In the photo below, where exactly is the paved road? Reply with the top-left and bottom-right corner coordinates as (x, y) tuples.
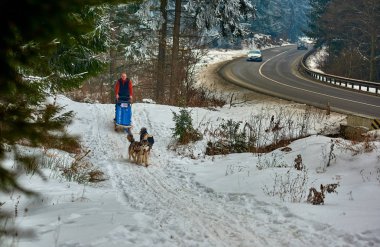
(218, 45), (380, 118)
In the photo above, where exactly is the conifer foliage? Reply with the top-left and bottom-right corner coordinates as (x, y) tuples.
(171, 109), (202, 144)
(251, 0), (310, 42)
(0, 0), (137, 195)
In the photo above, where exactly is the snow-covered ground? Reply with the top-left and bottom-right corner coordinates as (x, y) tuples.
(2, 49), (380, 247)
(306, 46), (327, 74)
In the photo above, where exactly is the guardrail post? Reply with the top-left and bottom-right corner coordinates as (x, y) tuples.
(326, 102), (330, 115)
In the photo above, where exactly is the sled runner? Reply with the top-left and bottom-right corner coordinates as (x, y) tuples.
(114, 98), (132, 132)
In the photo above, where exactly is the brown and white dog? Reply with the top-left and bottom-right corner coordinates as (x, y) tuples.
(127, 134), (150, 167)
(127, 134), (141, 164)
(139, 139), (150, 166)
(139, 127), (154, 166)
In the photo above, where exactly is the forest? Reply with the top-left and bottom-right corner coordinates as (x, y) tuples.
(307, 0), (380, 82)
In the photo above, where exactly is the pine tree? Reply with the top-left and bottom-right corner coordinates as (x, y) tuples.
(0, 0), (140, 240)
(249, 0), (310, 42)
(305, 0), (332, 46)
(171, 108), (202, 144)
(0, 0), (139, 197)
(108, 0), (256, 104)
(188, 0), (255, 45)
(167, 0), (255, 103)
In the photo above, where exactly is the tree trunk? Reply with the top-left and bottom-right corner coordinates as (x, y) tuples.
(156, 0), (168, 103)
(367, 0), (379, 82)
(109, 8), (117, 102)
(170, 0), (181, 105)
(369, 32), (376, 81)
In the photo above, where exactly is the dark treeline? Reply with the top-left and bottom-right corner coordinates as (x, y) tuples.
(306, 0), (380, 82)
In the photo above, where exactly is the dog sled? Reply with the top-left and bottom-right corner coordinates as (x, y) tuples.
(114, 97), (132, 132)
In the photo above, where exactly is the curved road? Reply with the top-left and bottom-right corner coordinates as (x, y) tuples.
(219, 45), (380, 118)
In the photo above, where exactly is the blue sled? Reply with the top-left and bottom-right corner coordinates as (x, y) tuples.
(115, 99), (132, 130)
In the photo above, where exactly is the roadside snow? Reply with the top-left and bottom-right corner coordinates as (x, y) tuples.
(306, 46), (328, 74)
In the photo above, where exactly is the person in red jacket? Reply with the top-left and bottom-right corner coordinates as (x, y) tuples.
(114, 72), (133, 102)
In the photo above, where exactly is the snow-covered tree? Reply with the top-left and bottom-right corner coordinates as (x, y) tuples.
(105, 0), (255, 104)
(183, 0), (255, 47)
(0, 0), (137, 213)
(250, 0), (310, 41)
(168, 0), (255, 103)
(305, 0), (332, 46)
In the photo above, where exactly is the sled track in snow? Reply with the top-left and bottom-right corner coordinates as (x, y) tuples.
(115, 164), (265, 246)
(107, 106), (267, 245)
(113, 160), (380, 247)
(82, 103), (379, 247)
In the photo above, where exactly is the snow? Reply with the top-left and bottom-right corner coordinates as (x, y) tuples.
(2, 51), (380, 247)
(306, 45), (327, 74)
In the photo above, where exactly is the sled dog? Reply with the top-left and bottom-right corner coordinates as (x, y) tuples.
(139, 127), (155, 166)
(127, 134), (142, 165)
(140, 139), (150, 167)
(127, 133), (151, 167)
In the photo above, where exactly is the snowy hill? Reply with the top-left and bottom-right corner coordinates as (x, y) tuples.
(2, 93), (380, 247)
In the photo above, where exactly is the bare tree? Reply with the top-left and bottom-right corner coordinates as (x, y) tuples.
(169, 0), (182, 105)
(349, 0), (380, 82)
(320, 0), (380, 81)
(156, 0), (168, 103)
(109, 7), (118, 100)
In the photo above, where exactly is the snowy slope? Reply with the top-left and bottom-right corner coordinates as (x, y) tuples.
(2, 93), (379, 247)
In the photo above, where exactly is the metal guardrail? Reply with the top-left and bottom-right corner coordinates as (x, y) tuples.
(299, 49), (380, 95)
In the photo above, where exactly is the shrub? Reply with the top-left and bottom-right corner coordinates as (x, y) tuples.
(171, 108), (202, 145)
(256, 153), (288, 170)
(335, 138), (375, 156)
(204, 105), (329, 156)
(294, 154), (304, 171)
(263, 168), (309, 203)
(205, 119), (253, 155)
(185, 86), (226, 107)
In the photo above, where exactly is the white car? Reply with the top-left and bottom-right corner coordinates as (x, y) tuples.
(297, 42), (308, 50)
(247, 49), (263, 62)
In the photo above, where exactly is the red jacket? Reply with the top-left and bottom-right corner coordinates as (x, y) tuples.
(114, 78), (133, 98)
